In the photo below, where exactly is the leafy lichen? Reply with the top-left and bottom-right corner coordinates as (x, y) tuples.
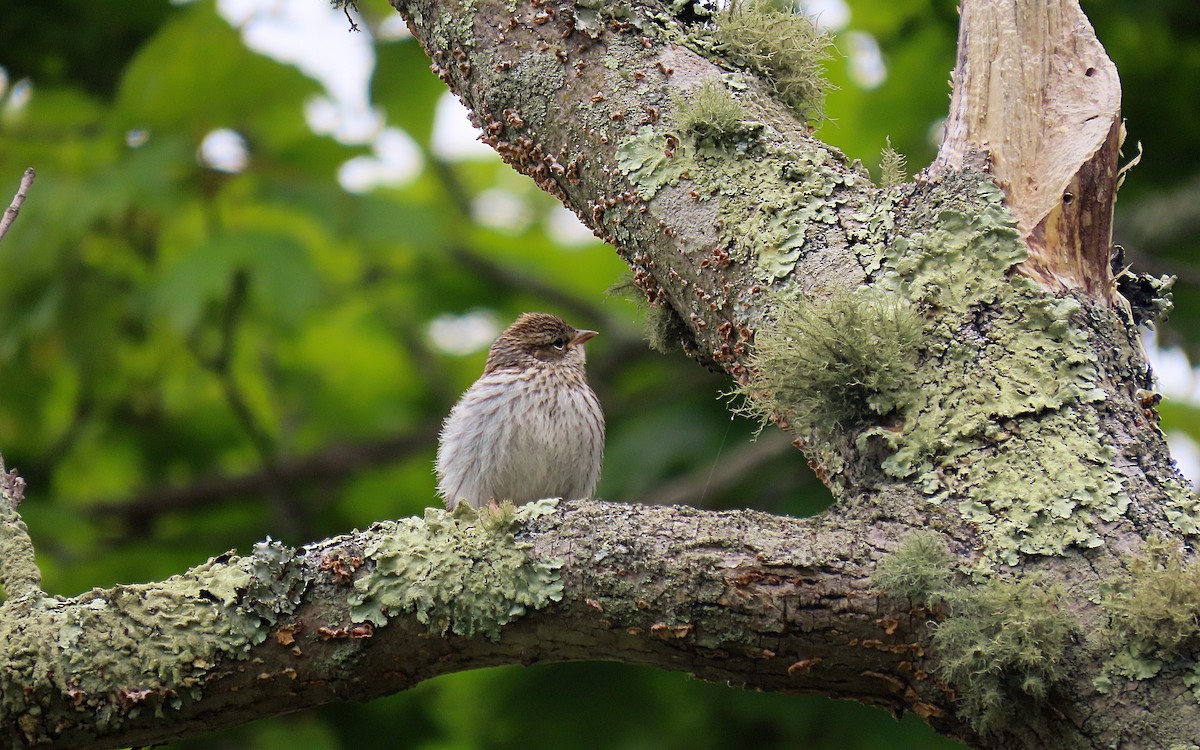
(616, 125), (692, 200)
(349, 499), (564, 640)
(849, 176), (1129, 566)
(615, 113), (864, 281)
(0, 538), (307, 730)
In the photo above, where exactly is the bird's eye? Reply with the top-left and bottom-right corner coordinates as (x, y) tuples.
(551, 336), (568, 350)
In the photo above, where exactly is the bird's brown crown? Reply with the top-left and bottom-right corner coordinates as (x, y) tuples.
(484, 312), (595, 373)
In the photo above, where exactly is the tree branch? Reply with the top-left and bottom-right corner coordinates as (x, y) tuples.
(0, 496), (971, 749)
(0, 168), (34, 243)
(4, 1), (1197, 748)
(373, 0), (1200, 745)
(85, 430), (439, 533)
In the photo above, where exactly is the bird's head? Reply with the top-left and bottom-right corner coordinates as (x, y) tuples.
(484, 312), (597, 374)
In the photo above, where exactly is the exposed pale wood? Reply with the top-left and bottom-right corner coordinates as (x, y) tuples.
(932, 0), (1122, 299)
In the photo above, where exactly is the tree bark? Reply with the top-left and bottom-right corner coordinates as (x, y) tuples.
(1, 0), (1197, 748)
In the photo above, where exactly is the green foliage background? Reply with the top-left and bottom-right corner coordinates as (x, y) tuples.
(0, 0), (1197, 747)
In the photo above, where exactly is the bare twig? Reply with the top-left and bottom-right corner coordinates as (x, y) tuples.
(0, 168), (35, 243)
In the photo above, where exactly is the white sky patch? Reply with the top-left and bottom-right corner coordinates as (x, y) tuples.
(1144, 329), (1200, 486)
(1168, 432), (1200, 488)
(428, 309), (502, 355)
(845, 30), (886, 89)
(338, 127), (423, 193)
(198, 128), (249, 172)
(304, 94), (384, 144)
(1, 73), (32, 122)
(377, 13), (412, 41)
(219, 0), (374, 120)
(798, 0), (849, 31)
(432, 92), (499, 162)
(1145, 329), (1200, 402)
(546, 205), (598, 247)
(927, 117), (947, 150)
(218, 0), (422, 189)
(472, 188), (534, 233)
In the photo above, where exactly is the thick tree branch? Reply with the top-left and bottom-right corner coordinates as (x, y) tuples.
(373, 0), (1200, 746)
(4, 1), (1198, 749)
(0, 496), (968, 749)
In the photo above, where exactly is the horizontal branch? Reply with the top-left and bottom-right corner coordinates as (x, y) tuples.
(0, 497), (969, 750)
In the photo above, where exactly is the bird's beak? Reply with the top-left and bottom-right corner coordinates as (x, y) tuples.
(572, 329), (598, 347)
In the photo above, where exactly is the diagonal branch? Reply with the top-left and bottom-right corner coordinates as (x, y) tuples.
(86, 430), (439, 533)
(0, 168), (34, 243)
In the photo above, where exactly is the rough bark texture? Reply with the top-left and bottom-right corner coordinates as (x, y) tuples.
(1, 0), (1197, 749)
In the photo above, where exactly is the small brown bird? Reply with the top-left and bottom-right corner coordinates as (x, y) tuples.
(436, 312), (605, 509)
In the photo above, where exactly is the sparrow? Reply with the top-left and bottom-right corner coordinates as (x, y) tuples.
(436, 312), (605, 509)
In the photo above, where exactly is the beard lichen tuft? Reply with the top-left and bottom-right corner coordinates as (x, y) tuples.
(737, 287), (921, 443)
(872, 530), (954, 602)
(933, 576), (1079, 734)
(674, 80), (758, 147)
(1099, 537), (1200, 667)
(714, 0), (833, 122)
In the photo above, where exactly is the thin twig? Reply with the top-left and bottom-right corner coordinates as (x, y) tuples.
(0, 168), (35, 243)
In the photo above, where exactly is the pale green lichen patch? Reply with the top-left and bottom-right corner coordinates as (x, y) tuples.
(0, 538), (307, 727)
(349, 499), (564, 640)
(737, 174), (1128, 565)
(616, 112), (864, 280)
(855, 178), (1124, 565)
(946, 412), (1125, 565)
(616, 125), (692, 200)
(933, 575), (1079, 734)
(1163, 480), (1200, 535)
